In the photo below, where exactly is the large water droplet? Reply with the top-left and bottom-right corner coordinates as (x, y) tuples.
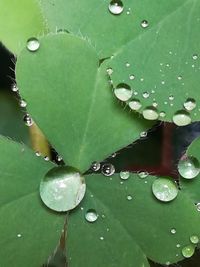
(101, 164), (115, 176)
(190, 235), (199, 244)
(91, 162), (101, 172)
(120, 171), (130, 180)
(114, 83), (132, 101)
(152, 178), (178, 202)
(27, 38), (40, 52)
(178, 157), (200, 179)
(141, 20), (149, 28)
(85, 209), (98, 223)
(142, 107), (159, 120)
(108, 0), (124, 15)
(40, 166), (86, 212)
(182, 245), (195, 258)
(128, 99), (142, 111)
(23, 114), (34, 126)
(173, 110), (191, 126)
(183, 98), (196, 111)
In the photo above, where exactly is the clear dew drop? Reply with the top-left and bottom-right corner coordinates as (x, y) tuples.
(128, 99), (142, 111)
(12, 84), (18, 92)
(23, 114), (34, 127)
(170, 228), (176, 234)
(56, 155), (63, 162)
(178, 156), (200, 179)
(182, 245), (195, 258)
(140, 131), (147, 138)
(101, 164), (115, 177)
(196, 202), (200, 211)
(119, 171), (130, 180)
(138, 171), (149, 179)
(173, 110), (191, 126)
(142, 92), (150, 98)
(100, 236), (104, 240)
(85, 209), (98, 223)
(176, 244), (181, 248)
(169, 95), (174, 101)
(159, 111), (166, 118)
(17, 234), (22, 238)
(142, 107), (159, 120)
(152, 178), (178, 202)
(126, 62), (130, 67)
(91, 162), (101, 172)
(40, 166), (86, 212)
(192, 54), (198, 60)
(107, 68), (113, 75)
(27, 38), (40, 52)
(35, 151), (41, 157)
(190, 235), (199, 244)
(19, 99), (27, 108)
(129, 74), (135, 80)
(127, 195), (133, 200)
(114, 83), (132, 101)
(177, 75), (182, 80)
(108, 0), (124, 15)
(183, 98), (196, 111)
(141, 20), (149, 28)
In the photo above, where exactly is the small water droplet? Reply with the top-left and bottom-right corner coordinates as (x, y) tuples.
(140, 131), (147, 138)
(169, 95), (174, 101)
(128, 99), (142, 111)
(127, 195), (133, 200)
(178, 156), (200, 179)
(142, 92), (150, 98)
(142, 107), (159, 120)
(44, 156), (49, 161)
(19, 99), (27, 108)
(27, 38), (40, 52)
(193, 54), (198, 60)
(114, 83), (132, 101)
(107, 68), (113, 75)
(196, 202), (200, 211)
(101, 164), (115, 177)
(173, 110), (191, 126)
(141, 20), (149, 28)
(100, 236), (104, 240)
(35, 151), (41, 157)
(57, 155), (63, 162)
(152, 178), (178, 202)
(152, 101), (158, 107)
(129, 74), (135, 80)
(138, 171), (148, 179)
(23, 114), (33, 126)
(108, 0), (124, 15)
(126, 62), (130, 67)
(176, 244), (181, 248)
(17, 234), (22, 238)
(171, 228), (176, 234)
(159, 111), (166, 118)
(12, 84), (18, 92)
(183, 98), (196, 111)
(190, 235), (199, 244)
(40, 166), (86, 212)
(119, 171), (130, 180)
(85, 209), (98, 223)
(91, 162), (101, 172)
(182, 245), (195, 258)
(177, 75), (182, 80)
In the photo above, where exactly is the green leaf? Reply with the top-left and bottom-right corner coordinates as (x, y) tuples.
(40, 0), (185, 58)
(108, 0), (200, 123)
(0, 136), (65, 267)
(68, 174), (200, 266)
(16, 33), (152, 172)
(180, 136), (200, 203)
(0, 0), (47, 54)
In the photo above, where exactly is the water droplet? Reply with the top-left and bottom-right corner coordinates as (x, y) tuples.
(101, 164), (115, 177)
(100, 236), (104, 240)
(126, 62), (130, 67)
(176, 244), (181, 248)
(193, 54), (198, 60)
(129, 74), (135, 80)
(140, 131), (147, 138)
(57, 155), (63, 162)
(107, 68), (113, 75)
(17, 234), (22, 238)
(184, 98), (196, 111)
(35, 151), (41, 157)
(142, 107), (159, 120)
(152, 178), (178, 202)
(12, 84), (18, 92)
(177, 75), (182, 80)
(23, 114), (33, 126)
(152, 101), (158, 107)
(108, 0), (124, 15)
(127, 195), (132, 200)
(138, 171), (148, 179)
(173, 110), (191, 126)
(110, 152), (117, 158)
(91, 162), (101, 172)
(114, 83), (132, 101)
(190, 235), (199, 244)
(159, 111), (166, 118)
(40, 166), (86, 212)
(165, 262), (170, 266)
(19, 99), (27, 108)
(141, 20), (149, 28)
(27, 38), (40, 52)
(178, 156), (200, 179)
(142, 92), (150, 98)
(128, 99), (142, 111)
(171, 228), (176, 234)
(44, 156), (50, 161)
(85, 209), (98, 223)
(119, 171), (130, 180)
(182, 245), (195, 258)
(169, 95), (174, 101)
(196, 202), (200, 211)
